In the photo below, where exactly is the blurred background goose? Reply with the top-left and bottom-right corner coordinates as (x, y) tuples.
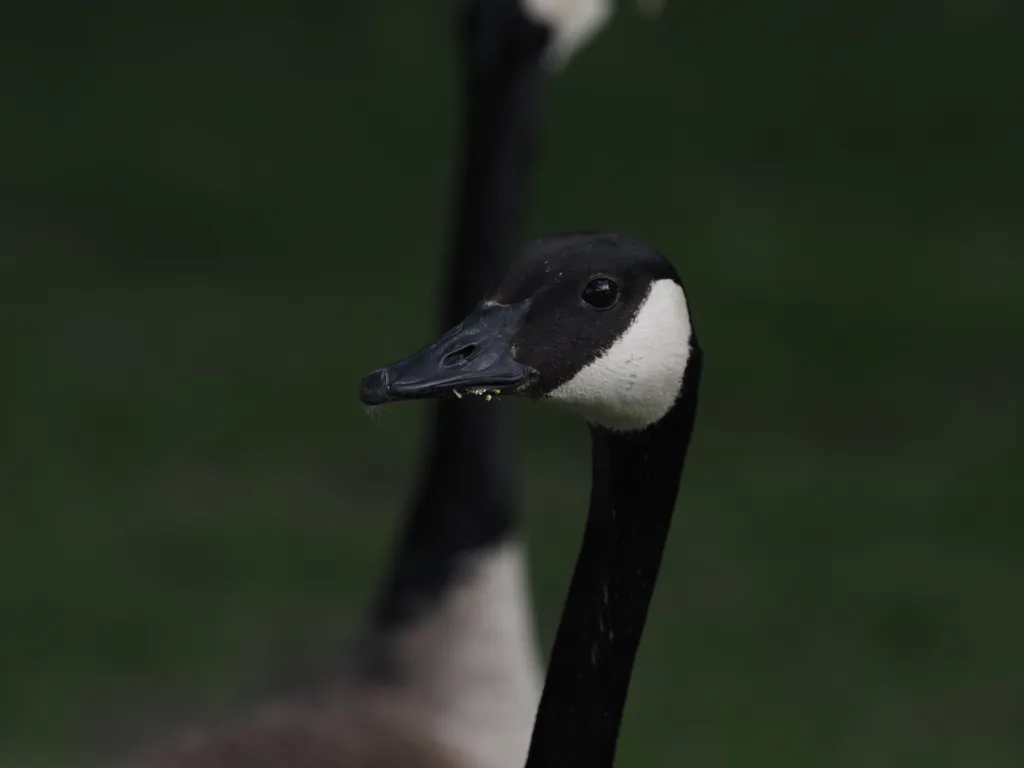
(115, 1), (618, 766)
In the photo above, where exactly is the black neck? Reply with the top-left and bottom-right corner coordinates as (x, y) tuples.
(371, 0), (550, 630)
(525, 349), (703, 768)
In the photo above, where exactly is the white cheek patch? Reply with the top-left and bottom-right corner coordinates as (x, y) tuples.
(546, 278), (692, 432)
(521, 0), (614, 67)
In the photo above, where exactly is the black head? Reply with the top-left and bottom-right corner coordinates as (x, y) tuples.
(360, 233), (697, 432)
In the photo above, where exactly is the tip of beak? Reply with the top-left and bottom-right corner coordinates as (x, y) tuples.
(359, 368), (390, 406)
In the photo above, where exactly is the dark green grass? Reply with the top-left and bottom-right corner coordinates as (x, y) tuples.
(1, 3), (1022, 766)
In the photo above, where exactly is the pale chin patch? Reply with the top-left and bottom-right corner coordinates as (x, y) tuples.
(521, 0), (614, 68)
(545, 278), (692, 432)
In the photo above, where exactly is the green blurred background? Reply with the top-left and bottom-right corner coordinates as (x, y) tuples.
(2, 2), (1022, 766)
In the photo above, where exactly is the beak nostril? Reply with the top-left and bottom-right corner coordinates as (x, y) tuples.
(442, 344), (477, 368)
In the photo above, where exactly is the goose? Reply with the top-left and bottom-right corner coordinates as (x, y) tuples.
(360, 232), (702, 768)
(115, 2), (618, 767)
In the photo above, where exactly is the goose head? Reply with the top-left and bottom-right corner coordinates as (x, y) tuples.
(360, 232), (697, 433)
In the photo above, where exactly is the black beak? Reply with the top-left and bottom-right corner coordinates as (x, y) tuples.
(360, 302), (537, 406)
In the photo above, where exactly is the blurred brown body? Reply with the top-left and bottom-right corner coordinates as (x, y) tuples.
(116, 690), (459, 768)
(115, 537), (539, 768)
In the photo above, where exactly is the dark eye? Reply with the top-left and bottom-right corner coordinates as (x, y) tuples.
(581, 277), (619, 310)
